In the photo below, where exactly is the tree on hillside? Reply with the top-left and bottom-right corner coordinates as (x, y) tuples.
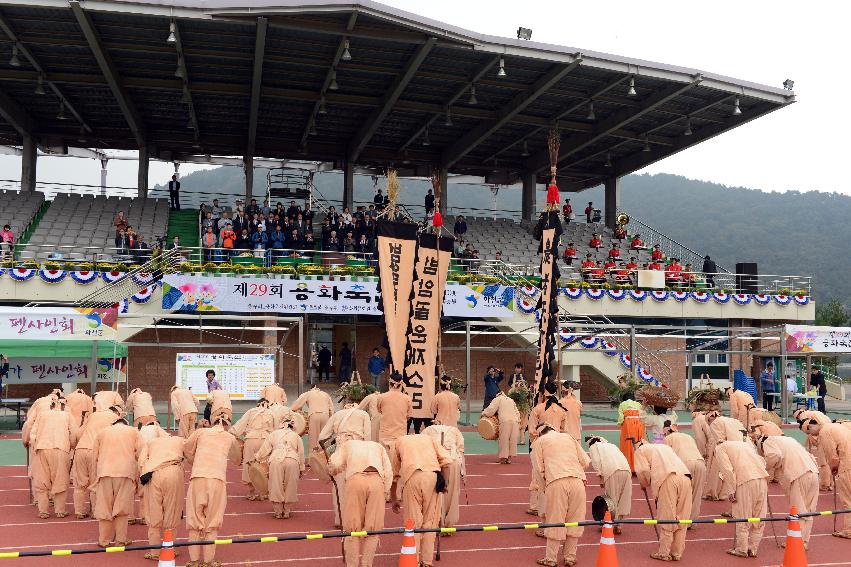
(815, 298), (849, 327)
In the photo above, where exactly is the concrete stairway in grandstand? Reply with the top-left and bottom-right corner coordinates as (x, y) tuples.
(116, 285), (165, 342)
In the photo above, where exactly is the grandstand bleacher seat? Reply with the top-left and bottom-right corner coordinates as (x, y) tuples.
(0, 190), (44, 247)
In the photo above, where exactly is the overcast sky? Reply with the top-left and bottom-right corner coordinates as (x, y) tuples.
(0, 0), (844, 194)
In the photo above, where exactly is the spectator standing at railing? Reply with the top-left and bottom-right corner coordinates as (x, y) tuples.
(425, 189), (435, 215)
(167, 174), (181, 210)
(584, 201), (594, 223)
(356, 233), (371, 256)
(342, 232), (356, 253)
(260, 199), (271, 217)
(293, 213), (306, 236)
(235, 228), (251, 254)
(327, 205), (340, 226)
(211, 199), (223, 230)
(233, 210), (249, 235)
(114, 228), (130, 256)
(325, 230), (341, 252)
(702, 255), (717, 287)
(288, 229), (303, 251)
(132, 234), (151, 263)
(113, 210), (128, 239)
(453, 215), (467, 239)
(246, 198), (260, 218)
(0, 224), (12, 260)
(301, 233), (315, 257)
(201, 211), (214, 233)
(251, 224), (268, 251)
(219, 222), (236, 256)
(201, 226), (217, 262)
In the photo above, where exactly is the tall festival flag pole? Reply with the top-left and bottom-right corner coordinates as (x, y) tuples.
(533, 129), (564, 404)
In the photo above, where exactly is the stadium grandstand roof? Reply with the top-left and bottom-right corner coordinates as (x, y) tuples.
(0, 0), (795, 189)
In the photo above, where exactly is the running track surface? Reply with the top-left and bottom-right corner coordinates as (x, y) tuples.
(1, 452), (849, 567)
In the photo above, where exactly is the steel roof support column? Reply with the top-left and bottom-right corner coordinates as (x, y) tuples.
(137, 145), (149, 198)
(244, 155), (254, 202)
(438, 167), (448, 216)
(604, 176), (619, 230)
(20, 134), (37, 192)
(343, 160), (354, 210)
(521, 171), (537, 221)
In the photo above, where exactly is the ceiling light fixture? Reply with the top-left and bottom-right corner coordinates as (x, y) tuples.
(318, 98), (328, 115)
(444, 108), (453, 127)
(422, 126), (430, 146)
(497, 57), (506, 77)
(57, 101), (67, 120)
(35, 75), (46, 95)
(329, 70), (339, 91)
(468, 84), (478, 105)
(308, 121), (317, 136)
(181, 88), (191, 103)
(586, 101), (596, 121)
(167, 21), (176, 44)
(604, 153), (612, 167)
(9, 45), (21, 67)
(521, 140), (530, 157)
(732, 96), (742, 116)
(516, 27), (533, 40)
(175, 58), (185, 79)
(341, 38), (352, 61)
(684, 117), (692, 136)
(627, 77), (637, 96)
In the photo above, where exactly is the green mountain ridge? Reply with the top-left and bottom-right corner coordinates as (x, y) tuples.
(159, 169), (844, 302)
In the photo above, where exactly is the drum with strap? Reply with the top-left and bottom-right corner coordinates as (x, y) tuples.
(309, 447), (331, 482)
(762, 411), (782, 427)
(293, 411), (308, 436)
(591, 494), (618, 522)
(477, 416), (500, 441)
(248, 461), (269, 496)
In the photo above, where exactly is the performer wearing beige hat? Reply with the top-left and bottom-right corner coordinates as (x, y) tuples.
(170, 385), (199, 438)
(28, 399), (78, 519)
(290, 385), (334, 453)
(758, 434), (818, 545)
(231, 399), (275, 500)
(714, 440), (769, 557)
(423, 420), (465, 530)
(254, 415), (304, 519)
(481, 391), (520, 464)
(429, 376), (461, 428)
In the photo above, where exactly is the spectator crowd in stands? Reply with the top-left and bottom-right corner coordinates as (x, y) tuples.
(113, 209), (159, 263)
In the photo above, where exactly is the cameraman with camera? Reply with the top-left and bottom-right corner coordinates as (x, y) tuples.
(483, 366), (504, 411)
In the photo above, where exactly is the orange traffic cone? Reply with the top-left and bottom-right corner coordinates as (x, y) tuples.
(158, 529), (176, 567)
(780, 507), (807, 567)
(398, 519), (418, 567)
(595, 511), (619, 567)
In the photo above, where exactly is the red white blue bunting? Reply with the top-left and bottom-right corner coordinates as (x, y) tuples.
(712, 291), (730, 304)
(733, 294), (751, 305)
(585, 288), (605, 300)
(671, 291), (689, 302)
(70, 270), (99, 284)
(774, 295), (791, 306)
(580, 336), (599, 349)
(619, 353), (632, 369)
(691, 291), (710, 303)
(651, 290), (669, 302)
(601, 341), (618, 356)
(131, 271), (155, 286)
(559, 328), (575, 343)
(119, 298), (129, 314)
(629, 290), (647, 302)
(101, 271), (127, 284)
(9, 267), (35, 281)
(753, 294), (771, 305)
(0, 268), (4, 277)
(793, 295), (809, 306)
(39, 268), (67, 283)
(607, 289), (626, 300)
(637, 365), (656, 383)
(517, 296), (537, 313)
(563, 287), (583, 300)
(131, 285), (155, 304)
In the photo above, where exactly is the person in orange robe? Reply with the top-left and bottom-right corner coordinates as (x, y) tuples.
(170, 385), (199, 438)
(254, 415), (304, 519)
(558, 383), (582, 441)
(422, 421), (465, 530)
(183, 415), (242, 566)
(377, 372), (412, 455)
(29, 399), (78, 518)
(714, 440), (769, 557)
(758, 434), (818, 545)
(618, 391), (645, 472)
(390, 434), (452, 567)
(634, 441), (692, 561)
(64, 388), (93, 426)
(72, 406), (120, 518)
(138, 433), (185, 558)
(800, 419), (851, 539)
(429, 377), (461, 428)
(260, 382), (287, 405)
(93, 389), (124, 412)
(663, 424), (706, 523)
(290, 385), (334, 453)
(329, 438), (393, 567)
(532, 424), (589, 567)
(92, 414), (144, 547)
(231, 399), (275, 500)
(126, 387), (157, 427)
(482, 391), (520, 464)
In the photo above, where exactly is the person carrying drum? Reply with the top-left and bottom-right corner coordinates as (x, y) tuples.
(290, 385), (334, 454)
(482, 391), (520, 464)
(532, 423), (590, 567)
(319, 403), (371, 528)
(377, 372), (412, 455)
(231, 399), (275, 500)
(663, 424), (706, 524)
(423, 420), (465, 531)
(587, 435), (631, 534)
(254, 414), (304, 519)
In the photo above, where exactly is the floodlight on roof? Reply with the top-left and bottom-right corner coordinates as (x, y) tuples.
(521, 140), (530, 157)
(318, 98), (328, 115)
(516, 27), (533, 40)
(308, 121), (317, 136)
(77, 126), (87, 143)
(57, 101), (68, 120)
(422, 126), (430, 146)
(783, 79), (794, 90)
(642, 135), (651, 152)
(35, 75), (46, 95)
(175, 58), (185, 79)
(627, 77), (637, 96)
(329, 70), (339, 91)
(586, 101), (596, 121)
(732, 96), (742, 116)
(604, 153), (612, 167)
(497, 57), (506, 77)
(683, 116), (692, 136)
(9, 45), (21, 67)
(167, 21), (176, 44)
(444, 108), (453, 127)
(468, 84), (478, 105)
(341, 38), (352, 62)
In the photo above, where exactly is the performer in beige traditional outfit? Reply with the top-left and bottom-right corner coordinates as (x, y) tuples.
(170, 385), (199, 438)
(587, 436), (631, 533)
(703, 411), (746, 500)
(634, 441), (692, 561)
(429, 377), (461, 428)
(260, 382), (287, 405)
(254, 415), (304, 519)
(126, 387), (157, 427)
(71, 407), (119, 518)
(290, 385), (334, 453)
(231, 400), (275, 500)
(329, 439), (393, 567)
(138, 433), (184, 558)
(423, 421), (465, 530)
(558, 384), (582, 441)
(377, 372), (412, 453)
(319, 403), (371, 527)
(758, 434), (818, 545)
(93, 389), (124, 412)
(29, 399), (78, 518)
(266, 402), (295, 430)
(691, 411), (711, 458)
(796, 408), (834, 491)
(92, 415), (143, 547)
(358, 391), (381, 442)
(728, 388), (757, 426)
(663, 425), (706, 524)
(206, 389), (232, 423)
(65, 388), (93, 426)
(800, 418), (851, 539)
(714, 440), (769, 557)
(134, 421), (170, 525)
(532, 424), (589, 567)
(482, 391), (520, 464)
(527, 383), (567, 515)
(390, 434), (452, 567)
(183, 416), (242, 567)
(22, 390), (61, 489)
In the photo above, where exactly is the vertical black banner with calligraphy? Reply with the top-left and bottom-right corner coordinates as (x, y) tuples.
(376, 221), (419, 373)
(403, 233), (453, 418)
(533, 209), (562, 401)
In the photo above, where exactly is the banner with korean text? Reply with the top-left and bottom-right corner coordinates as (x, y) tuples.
(785, 324), (851, 353)
(376, 221), (419, 371)
(403, 234), (453, 418)
(0, 307), (118, 341)
(533, 227), (559, 398)
(3, 357), (127, 384)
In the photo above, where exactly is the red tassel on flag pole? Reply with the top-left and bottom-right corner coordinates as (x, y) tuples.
(547, 183), (560, 205)
(432, 211), (443, 227)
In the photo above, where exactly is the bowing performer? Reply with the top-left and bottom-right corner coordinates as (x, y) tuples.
(663, 424), (706, 524)
(587, 435), (631, 534)
(532, 424), (590, 567)
(795, 408), (834, 491)
(704, 411), (746, 500)
(29, 398), (78, 519)
(714, 440), (769, 557)
(170, 385), (199, 438)
(65, 388), (93, 426)
(93, 388), (124, 412)
(138, 430), (185, 558)
(206, 388), (232, 424)
(260, 382), (287, 405)
(377, 372), (412, 453)
(328, 438), (393, 567)
(728, 387), (757, 427)
(126, 387), (157, 427)
(558, 381), (582, 442)
(266, 401), (295, 430)
(254, 414), (304, 519)
(72, 405), (120, 519)
(634, 441), (692, 562)
(430, 376), (461, 428)
(482, 391), (520, 464)
(135, 420), (170, 526)
(290, 385), (334, 453)
(423, 420), (465, 531)
(231, 399), (275, 500)
(800, 418), (851, 539)
(358, 390), (381, 442)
